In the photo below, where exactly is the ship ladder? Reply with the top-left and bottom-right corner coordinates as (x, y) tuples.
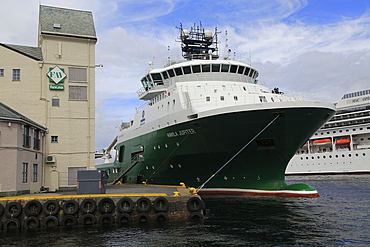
(196, 114), (281, 192)
(112, 154), (143, 185)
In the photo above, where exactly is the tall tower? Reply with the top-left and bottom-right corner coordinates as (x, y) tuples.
(38, 5), (97, 190)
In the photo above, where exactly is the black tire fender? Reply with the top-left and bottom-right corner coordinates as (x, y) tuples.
(4, 218), (21, 230)
(0, 203), (4, 217)
(135, 212), (151, 223)
(79, 213), (96, 225)
(24, 200), (42, 216)
(186, 197), (203, 212)
(117, 213), (132, 224)
(43, 200), (60, 216)
(80, 199), (97, 214)
(0, 221), (2, 230)
(98, 214), (115, 225)
(42, 215), (59, 227)
(136, 197), (152, 213)
(153, 196), (169, 212)
(23, 216), (40, 229)
(98, 198), (115, 214)
(5, 202), (22, 218)
(117, 197), (134, 213)
(189, 212), (204, 220)
(61, 215), (77, 226)
(62, 200), (79, 215)
(154, 212), (169, 222)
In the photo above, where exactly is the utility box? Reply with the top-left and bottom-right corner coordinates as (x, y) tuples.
(77, 170), (108, 194)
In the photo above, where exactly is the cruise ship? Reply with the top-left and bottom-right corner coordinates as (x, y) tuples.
(96, 23), (336, 197)
(286, 89), (370, 175)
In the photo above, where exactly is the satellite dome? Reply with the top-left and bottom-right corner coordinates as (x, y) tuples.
(204, 30), (213, 40)
(181, 29), (189, 39)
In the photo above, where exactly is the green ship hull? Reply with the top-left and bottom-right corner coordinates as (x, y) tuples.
(97, 105), (335, 197)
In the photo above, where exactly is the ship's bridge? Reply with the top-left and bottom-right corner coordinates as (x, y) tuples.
(137, 60), (260, 100)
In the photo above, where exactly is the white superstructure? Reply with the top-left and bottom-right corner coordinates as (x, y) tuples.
(286, 89), (370, 175)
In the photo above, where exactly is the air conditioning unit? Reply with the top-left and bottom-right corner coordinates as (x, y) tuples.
(46, 155), (56, 163)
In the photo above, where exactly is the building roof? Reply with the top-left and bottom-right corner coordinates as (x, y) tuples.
(0, 102), (47, 131)
(39, 5), (97, 40)
(0, 43), (43, 61)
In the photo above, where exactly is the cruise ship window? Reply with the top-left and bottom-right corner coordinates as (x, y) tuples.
(211, 64), (220, 72)
(222, 85), (226, 90)
(234, 96), (238, 101)
(206, 96), (210, 101)
(202, 64), (210, 72)
(220, 96), (224, 101)
(0, 69), (4, 76)
(192, 65), (201, 73)
(221, 64), (229, 72)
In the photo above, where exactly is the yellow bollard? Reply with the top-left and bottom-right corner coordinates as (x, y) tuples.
(173, 191), (180, 196)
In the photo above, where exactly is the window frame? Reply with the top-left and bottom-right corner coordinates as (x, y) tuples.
(12, 69), (20, 81)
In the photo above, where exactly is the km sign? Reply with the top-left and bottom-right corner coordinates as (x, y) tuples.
(47, 66), (66, 84)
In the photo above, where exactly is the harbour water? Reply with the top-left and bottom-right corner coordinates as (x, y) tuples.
(1, 175), (369, 246)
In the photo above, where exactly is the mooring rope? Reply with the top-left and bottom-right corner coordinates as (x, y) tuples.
(196, 114), (281, 192)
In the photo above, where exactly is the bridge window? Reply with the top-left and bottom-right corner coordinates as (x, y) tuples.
(221, 64), (229, 72)
(161, 71), (169, 79)
(192, 65), (201, 73)
(244, 67), (250, 76)
(174, 68), (183, 76)
(237, 66), (245, 74)
(202, 64), (210, 72)
(183, 66), (191, 74)
(211, 64), (220, 72)
(167, 69), (175, 77)
(230, 65), (237, 73)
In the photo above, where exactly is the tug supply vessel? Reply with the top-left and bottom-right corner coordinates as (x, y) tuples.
(96, 23), (336, 197)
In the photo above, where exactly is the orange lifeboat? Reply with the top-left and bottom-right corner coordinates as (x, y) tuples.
(336, 139), (351, 145)
(312, 139), (332, 145)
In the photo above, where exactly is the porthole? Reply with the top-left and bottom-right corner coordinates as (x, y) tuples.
(170, 164), (173, 168)
(317, 156), (320, 159)
(178, 164), (182, 168)
(306, 157), (309, 160)
(243, 86), (246, 91)
(165, 144), (168, 148)
(342, 154), (345, 157)
(356, 153), (359, 156)
(176, 142), (179, 146)
(158, 145), (160, 149)
(335, 155), (338, 158)
(312, 156), (314, 159)
(300, 157), (303, 160)
(329, 155), (332, 158)
(348, 154), (351, 157)
(323, 156), (326, 159)
(363, 153), (366, 156)
(154, 146), (156, 150)
(146, 166), (149, 169)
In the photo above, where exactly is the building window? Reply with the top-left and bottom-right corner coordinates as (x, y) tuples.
(52, 98), (60, 106)
(23, 125), (31, 148)
(33, 164), (38, 182)
(12, 69), (20, 81)
(34, 130), (40, 150)
(51, 136), (58, 143)
(69, 67), (87, 82)
(22, 163), (28, 183)
(0, 69), (4, 76)
(69, 86), (87, 100)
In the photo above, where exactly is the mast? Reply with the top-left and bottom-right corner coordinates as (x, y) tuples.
(177, 22), (220, 60)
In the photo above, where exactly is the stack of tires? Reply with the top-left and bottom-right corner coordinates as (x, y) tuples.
(0, 196), (205, 230)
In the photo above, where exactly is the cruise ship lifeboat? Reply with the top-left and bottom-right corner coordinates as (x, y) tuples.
(312, 139), (332, 145)
(336, 139), (351, 145)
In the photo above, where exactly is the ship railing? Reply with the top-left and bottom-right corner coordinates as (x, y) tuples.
(112, 153), (144, 185)
(135, 102), (150, 113)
